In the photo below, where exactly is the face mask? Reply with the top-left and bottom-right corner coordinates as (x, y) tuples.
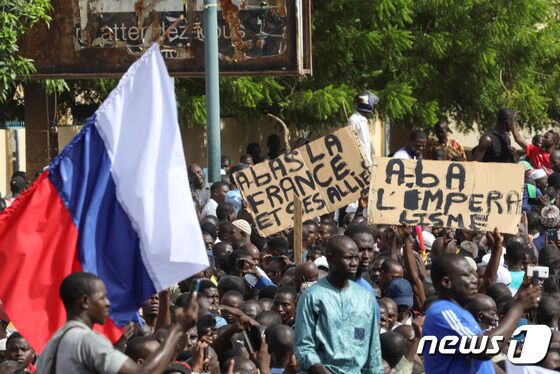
(301, 281), (317, 290)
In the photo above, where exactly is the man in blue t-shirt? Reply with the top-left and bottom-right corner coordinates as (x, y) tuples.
(423, 251), (541, 374)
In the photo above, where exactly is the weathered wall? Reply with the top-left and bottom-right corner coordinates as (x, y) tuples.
(4, 115), (544, 199)
(181, 115), (386, 167)
(0, 129), (26, 197)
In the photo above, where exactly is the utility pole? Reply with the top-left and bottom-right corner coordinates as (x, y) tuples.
(204, 0), (221, 183)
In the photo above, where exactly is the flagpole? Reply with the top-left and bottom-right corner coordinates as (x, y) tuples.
(204, 0), (221, 183)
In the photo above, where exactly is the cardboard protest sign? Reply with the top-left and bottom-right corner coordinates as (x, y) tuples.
(367, 157), (524, 234)
(234, 127), (370, 236)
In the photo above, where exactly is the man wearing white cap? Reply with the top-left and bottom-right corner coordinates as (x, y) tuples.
(529, 168), (548, 192)
(230, 219), (252, 243)
(415, 231), (435, 252)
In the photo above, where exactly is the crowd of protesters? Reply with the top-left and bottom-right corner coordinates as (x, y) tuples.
(0, 101), (560, 373)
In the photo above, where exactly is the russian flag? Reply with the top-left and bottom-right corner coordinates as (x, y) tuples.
(0, 44), (209, 353)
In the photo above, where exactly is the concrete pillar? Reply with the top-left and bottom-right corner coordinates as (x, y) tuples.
(24, 83), (56, 176)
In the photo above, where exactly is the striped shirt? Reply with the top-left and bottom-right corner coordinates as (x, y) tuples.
(422, 299), (495, 374)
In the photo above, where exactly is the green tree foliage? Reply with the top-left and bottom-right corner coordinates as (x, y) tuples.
(0, 0), (52, 102)
(310, 0), (560, 130)
(217, 0), (560, 131)
(7, 0), (560, 132)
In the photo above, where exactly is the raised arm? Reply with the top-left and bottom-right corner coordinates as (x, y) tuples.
(388, 227), (400, 261)
(118, 294), (198, 374)
(405, 317), (423, 363)
(398, 226), (426, 309)
(212, 311), (259, 357)
(154, 290), (171, 331)
(511, 122), (528, 151)
(478, 228), (503, 294)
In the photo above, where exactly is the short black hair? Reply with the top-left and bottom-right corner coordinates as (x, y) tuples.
(247, 143), (260, 154)
(125, 336), (158, 362)
(219, 219), (232, 233)
(303, 220), (318, 229)
(275, 286), (297, 302)
(505, 241), (525, 265)
(344, 224), (373, 238)
(497, 108), (515, 125)
(59, 272), (100, 308)
(11, 171), (30, 184)
(486, 283), (513, 304)
(10, 176), (28, 196)
(526, 211), (541, 232)
(430, 253), (462, 292)
(216, 202), (235, 221)
(267, 134), (282, 148)
(210, 181), (229, 194)
(410, 129), (427, 141)
(380, 332), (407, 367)
(267, 237), (289, 254)
(198, 279), (217, 294)
(215, 253), (232, 273)
(221, 290), (243, 302)
(380, 259), (400, 274)
(251, 231), (267, 250)
(259, 285), (278, 300)
(319, 220), (337, 234)
(538, 295), (560, 325)
(539, 244), (560, 268)
(256, 310), (282, 328)
(200, 222), (217, 240)
(6, 332), (26, 348)
(217, 275), (246, 297)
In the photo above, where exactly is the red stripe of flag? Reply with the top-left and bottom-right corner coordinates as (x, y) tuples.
(0, 172), (121, 353)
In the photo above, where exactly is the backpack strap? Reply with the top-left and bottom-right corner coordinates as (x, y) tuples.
(50, 325), (85, 374)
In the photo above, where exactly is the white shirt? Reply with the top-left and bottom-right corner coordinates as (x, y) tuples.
(348, 112), (372, 163)
(481, 249), (512, 285)
(392, 147), (415, 159)
(201, 198), (218, 217)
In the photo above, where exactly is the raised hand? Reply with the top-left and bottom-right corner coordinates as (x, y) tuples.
(174, 292), (198, 330)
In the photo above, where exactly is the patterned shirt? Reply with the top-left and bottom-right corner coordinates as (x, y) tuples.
(428, 138), (467, 161)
